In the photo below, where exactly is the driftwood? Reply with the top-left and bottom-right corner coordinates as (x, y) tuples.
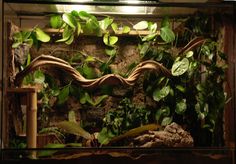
(131, 122), (194, 147)
(14, 55), (171, 88)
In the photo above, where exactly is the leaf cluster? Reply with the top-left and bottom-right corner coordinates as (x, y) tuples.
(97, 98), (151, 144)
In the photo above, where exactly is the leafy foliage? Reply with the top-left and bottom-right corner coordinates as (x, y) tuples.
(56, 121), (92, 140)
(98, 98), (151, 144)
(12, 27), (50, 49)
(11, 12), (228, 147)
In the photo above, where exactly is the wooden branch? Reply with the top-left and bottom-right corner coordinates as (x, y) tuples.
(14, 55), (171, 88)
(22, 28), (160, 36)
(178, 37), (206, 55)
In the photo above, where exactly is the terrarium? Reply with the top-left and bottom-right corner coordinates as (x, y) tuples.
(0, 0), (235, 163)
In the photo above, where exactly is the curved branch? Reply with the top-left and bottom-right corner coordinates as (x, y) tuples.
(15, 55), (171, 88)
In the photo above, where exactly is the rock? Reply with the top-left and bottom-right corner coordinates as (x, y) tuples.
(132, 122), (194, 147)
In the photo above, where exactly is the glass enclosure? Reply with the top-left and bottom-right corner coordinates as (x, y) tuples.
(1, 0), (235, 163)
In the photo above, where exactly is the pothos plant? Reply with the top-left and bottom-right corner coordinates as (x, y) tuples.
(11, 11), (228, 147)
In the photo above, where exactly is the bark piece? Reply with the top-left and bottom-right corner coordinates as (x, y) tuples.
(132, 122), (194, 147)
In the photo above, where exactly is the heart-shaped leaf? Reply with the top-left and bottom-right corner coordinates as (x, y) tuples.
(161, 117), (172, 126)
(133, 21), (148, 30)
(105, 48), (116, 56)
(65, 34), (74, 45)
(111, 23), (118, 32)
(153, 86), (170, 102)
(58, 85), (70, 105)
(78, 11), (92, 20)
(35, 28), (50, 42)
(186, 51), (194, 58)
(175, 99), (187, 114)
(103, 34), (118, 46)
(142, 33), (157, 42)
(83, 63), (95, 79)
(99, 17), (113, 31)
(71, 10), (79, 17)
(122, 26), (130, 33)
(56, 25), (72, 42)
(50, 15), (63, 28)
(62, 13), (77, 29)
(171, 58), (189, 76)
(161, 16), (170, 28)
(155, 106), (170, 122)
(148, 22), (157, 33)
(160, 26), (175, 43)
(109, 36), (118, 45)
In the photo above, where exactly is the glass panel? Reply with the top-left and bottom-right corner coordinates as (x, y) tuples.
(5, 2), (234, 16)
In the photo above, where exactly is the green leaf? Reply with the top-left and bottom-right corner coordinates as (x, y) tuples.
(12, 42), (21, 48)
(155, 106), (170, 122)
(83, 16), (100, 36)
(186, 51), (194, 58)
(142, 33), (157, 42)
(109, 36), (118, 45)
(58, 85), (70, 105)
(153, 86), (170, 102)
(44, 143), (65, 148)
(99, 17), (113, 31)
(35, 28), (50, 42)
(78, 11), (92, 20)
(79, 92), (87, 104)
(85, 56), (96, 62)
(175, 99), (187, 114)
(111, 23), (118, 32)
(139, 42), (150, 57)
(21, 31), (32, 41)
(56, 25), (72, 42)
(71, 10), (80, 17)
(77, 22), (81, 36)
(196, 84), (204, 91)
(65, 34), (74, 45)
(33, 70), (45, 84)
(26, 53), (31, 66)
(148, 22), (157, 33)
(56, 121), (92, 140)
(105, 48), (116, 56)
(103, 33), (109, 45)
(13, 32), (23, 42)
(171, 58), (189, 76)
(161, 16), (170, 28)
(62, 13), (77, 29)
(93, 95), (108, 106)
(50, 15), (63, 28)
(66, 143), (82, 147)
(160, 26), (175, 43)
(84, 92), (94, 105)
(122, 26), (130, 33)
(83, 63), (95, 79)
(161, 117), (172, 126)
(133, 21), (148, 30)
(30, 32), (40, 49)
(25, 38), (33, 46)
(97, 127), (115, 145)
(176, 85), (186, 93)
(103, 34), (118, 46)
